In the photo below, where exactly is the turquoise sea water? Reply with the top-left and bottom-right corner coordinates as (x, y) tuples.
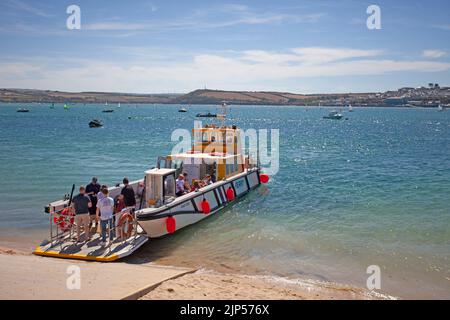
(0, 103), (449, 298)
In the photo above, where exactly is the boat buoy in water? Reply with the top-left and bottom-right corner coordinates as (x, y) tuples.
(260, 173), (270, 184)
(201, 199), (211, 215)
(226, 187), (235, 201)
(166, 216), (176, 234)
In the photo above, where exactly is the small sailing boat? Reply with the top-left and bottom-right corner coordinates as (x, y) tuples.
(64, 104), (70, 110)
(348, 104), (353, 112)
(102, 100), (115, 112)
(438, 104), (444, 112)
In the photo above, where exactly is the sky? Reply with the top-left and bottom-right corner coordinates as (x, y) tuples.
(0, 0), (449, 94)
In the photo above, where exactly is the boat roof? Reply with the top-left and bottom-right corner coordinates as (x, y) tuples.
(170, 152), (238, 161)
(145, 168), (176, 176)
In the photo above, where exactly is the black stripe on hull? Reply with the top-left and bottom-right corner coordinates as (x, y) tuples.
(137, 169), (260, 222)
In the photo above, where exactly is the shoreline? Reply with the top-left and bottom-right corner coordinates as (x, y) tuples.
(0, 245), (395, 300)
(140, 268), (395, 300)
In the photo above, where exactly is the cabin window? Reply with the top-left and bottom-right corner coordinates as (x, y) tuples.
(226, 164), (233, 176)
(194, 130), (202, 143)
(202, 132), (209, 142)
(226, 133), (234, 144)
(163, 174), (175, 199)
(225, 158), (238, 176)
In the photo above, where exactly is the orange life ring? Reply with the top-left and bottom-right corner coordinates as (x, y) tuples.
(53, 207), (74, 232)
(118, 213), (134, 239)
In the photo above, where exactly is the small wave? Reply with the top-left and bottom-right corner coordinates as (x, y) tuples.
(194, 267), (397, 300)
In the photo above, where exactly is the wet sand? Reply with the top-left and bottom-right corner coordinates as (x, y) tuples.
(141, 269), (394, 300)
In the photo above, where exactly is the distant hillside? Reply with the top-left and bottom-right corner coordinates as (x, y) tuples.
(0, 89), (181, 104)
(173, 89), (378, 106)
(1, 87), (448, 107)
(0, 88), (369, 105)
(174, 89), (309, 105)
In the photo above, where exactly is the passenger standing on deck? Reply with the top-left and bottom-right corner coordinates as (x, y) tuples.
(72, 186), (92, 242)
(96, 188), (115, 245)
(202, 174), (213, 186)
(121, 178), (136, 209)
(97, 185), (108, 201)
(86, 177), (100, 227)
(114, 194), (127, 240)
(176, 174), (185, 197)
(183, 172), (191, 191)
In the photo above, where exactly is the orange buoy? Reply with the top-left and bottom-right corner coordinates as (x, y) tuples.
(226, 187), (235, 201)
(201, 199), (211, 214)
(118, 212), (134, 238)
(260, 173), (270, 184)
(166, 216), (176, 234)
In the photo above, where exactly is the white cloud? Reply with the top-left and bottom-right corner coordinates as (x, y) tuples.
(2, 0), (52, 18)
(422, 49), (446, 59)
(1, 47), (449, 93)
(83, 4), (324, 32)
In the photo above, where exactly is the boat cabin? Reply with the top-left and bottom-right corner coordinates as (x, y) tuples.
(143, 124), (246, 207)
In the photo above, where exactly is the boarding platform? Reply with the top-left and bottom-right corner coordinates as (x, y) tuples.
(35, 201), (149, 262)
(34, 228), (148, 262)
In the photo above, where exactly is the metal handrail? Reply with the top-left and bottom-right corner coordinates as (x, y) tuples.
(49, 207), (140, 248)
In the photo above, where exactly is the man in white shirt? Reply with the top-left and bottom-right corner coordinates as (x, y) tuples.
(96, 188), (115, 245)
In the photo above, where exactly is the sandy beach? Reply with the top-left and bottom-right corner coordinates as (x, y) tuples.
(140, 270), (393, 300)
(0, 246), (394, 300)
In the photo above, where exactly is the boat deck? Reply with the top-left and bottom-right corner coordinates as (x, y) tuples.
(33, 230), (148, 262)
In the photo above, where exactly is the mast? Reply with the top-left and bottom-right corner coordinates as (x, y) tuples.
(217, 101), (228, 127)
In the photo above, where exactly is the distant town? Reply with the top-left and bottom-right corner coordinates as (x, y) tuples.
(1, 83), (449, 107)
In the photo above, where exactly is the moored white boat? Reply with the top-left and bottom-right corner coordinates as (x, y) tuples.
(323, 110), (343, 120)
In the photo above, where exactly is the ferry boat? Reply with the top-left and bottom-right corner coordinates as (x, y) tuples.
(135, 123), (265, 238)
(34, 106), (268, 261)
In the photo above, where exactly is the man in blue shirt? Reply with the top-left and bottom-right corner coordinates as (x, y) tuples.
(72, 186), (92, 242)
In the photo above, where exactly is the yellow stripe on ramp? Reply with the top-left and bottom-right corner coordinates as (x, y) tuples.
(33, 246), (120, 262)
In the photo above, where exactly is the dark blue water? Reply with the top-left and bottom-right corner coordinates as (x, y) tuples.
(0, 103), (449, 298)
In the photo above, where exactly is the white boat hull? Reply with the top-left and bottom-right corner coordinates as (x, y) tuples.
(136, 168), (261, 238)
